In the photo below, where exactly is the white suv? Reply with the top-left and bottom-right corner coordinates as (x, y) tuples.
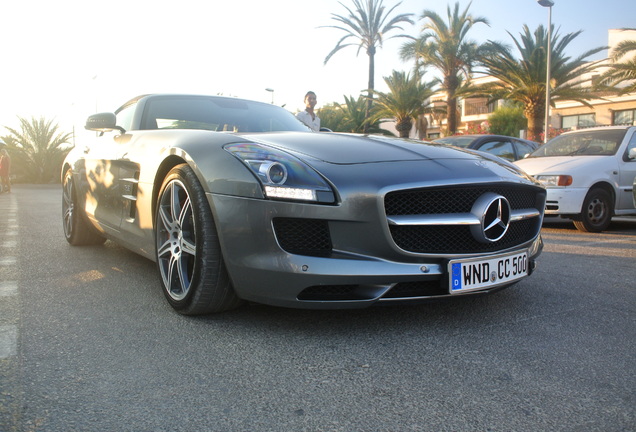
(515, 126), (636, 232)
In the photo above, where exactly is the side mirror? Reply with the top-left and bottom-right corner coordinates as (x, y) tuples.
(85, 112), (125, 133)
(629, 147), (636, 160)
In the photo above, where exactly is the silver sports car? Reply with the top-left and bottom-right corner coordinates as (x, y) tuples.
(62, 94), (546, 314)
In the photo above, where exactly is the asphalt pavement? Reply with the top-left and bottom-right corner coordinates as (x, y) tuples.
(1, 184), (635, 432)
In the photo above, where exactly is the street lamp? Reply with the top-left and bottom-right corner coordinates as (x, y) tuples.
(265, 88), (274, 104)
(538, 0), (554, 143)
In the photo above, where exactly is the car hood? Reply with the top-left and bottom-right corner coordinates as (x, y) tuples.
(514, 155), (613, 175)
(235, 132), (538, 189)
(242, 132), (473, 164)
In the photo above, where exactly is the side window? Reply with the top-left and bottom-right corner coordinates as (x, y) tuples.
(116, 103), (136, 132)
(627, 130), (636, 161)
(514, 141), (535, 159)
(479, 140), (515, 161)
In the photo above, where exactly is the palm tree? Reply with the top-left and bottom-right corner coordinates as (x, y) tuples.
(318, 103), (349, 132)
(325, 95), (387, 134)
(370, 71), (437, 138)
(477, 25), (605, 141)
(598, 38), (636, 95)
(323, 0), (414, 129)
(400, 1), (488, 135)
(2, 116), (73, 183)
(334, 95), (370, 132)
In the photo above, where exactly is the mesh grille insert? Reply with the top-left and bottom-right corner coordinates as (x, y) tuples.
(273, 218), (332, 257)
(385, 185), (540, 215)
(382, 281), (446, 298)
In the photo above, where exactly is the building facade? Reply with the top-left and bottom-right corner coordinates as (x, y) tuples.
(395, 29), (636, 141)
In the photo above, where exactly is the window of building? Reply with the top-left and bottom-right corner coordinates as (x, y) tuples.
(590, 74), (601, 87)
(613, 109), (635, 126)
(562, 113), (595, 129)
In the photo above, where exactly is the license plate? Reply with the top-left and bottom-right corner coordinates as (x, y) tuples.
(449, 251), (528, 294)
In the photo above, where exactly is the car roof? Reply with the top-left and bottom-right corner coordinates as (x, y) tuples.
(561, 125), (635, 135)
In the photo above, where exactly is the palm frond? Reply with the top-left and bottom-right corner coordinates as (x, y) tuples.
(2, 116), (73, 183)
(473, 24), (606, 140)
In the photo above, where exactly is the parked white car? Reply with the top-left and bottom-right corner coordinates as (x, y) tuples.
(515, 126), (636, 232)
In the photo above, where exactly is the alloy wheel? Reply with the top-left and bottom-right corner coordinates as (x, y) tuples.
(156, 179), (197, 301)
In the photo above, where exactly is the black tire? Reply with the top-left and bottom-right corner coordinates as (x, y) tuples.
(155, 164), (243, 315)
(62, 169), (106, 246)
(572, 188), (613, 233)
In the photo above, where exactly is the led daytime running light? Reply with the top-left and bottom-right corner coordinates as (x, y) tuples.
(264, 186), (316, 201)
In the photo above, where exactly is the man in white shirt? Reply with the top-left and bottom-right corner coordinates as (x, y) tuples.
(296, 91), (321, 132)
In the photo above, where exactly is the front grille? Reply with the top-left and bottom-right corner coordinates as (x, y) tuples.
(385, 185), (540, 215)
(546, 201), (559, 211)
(385, 184), (544, 254)
(382, 281), (446, 298)
(273, 218), (332, 257)
(297, 285), (361, 301)
(389, 218), (537, 254)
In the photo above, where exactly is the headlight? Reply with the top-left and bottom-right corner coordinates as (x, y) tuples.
(249, 160), (288, 185)
(535, 175), (572, 187)
(225, 143), (335, 203)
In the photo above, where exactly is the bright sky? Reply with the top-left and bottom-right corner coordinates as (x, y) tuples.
(1, 0), (635, 138)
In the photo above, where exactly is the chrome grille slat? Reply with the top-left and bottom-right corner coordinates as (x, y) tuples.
(387, 208), (540, 226)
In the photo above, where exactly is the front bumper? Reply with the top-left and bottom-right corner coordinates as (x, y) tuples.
(544, 187), (587, 215)
(229, 238), (542, 309)
(208, 191), (544, 310)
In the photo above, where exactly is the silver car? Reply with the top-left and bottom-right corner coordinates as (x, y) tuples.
(62, 94), (546, 314)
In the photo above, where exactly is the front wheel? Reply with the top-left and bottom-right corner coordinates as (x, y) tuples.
(155, 164), (243, 315)
(62, 169), (106, 246)
(573, 188), (613, 233)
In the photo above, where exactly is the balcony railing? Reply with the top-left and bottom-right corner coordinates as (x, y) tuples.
(464, 99), (497, 116)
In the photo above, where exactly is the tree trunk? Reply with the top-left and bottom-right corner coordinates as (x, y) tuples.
(396, 118), (413, 138)
(416, 115), (428, 140)
(447, 97), (458, 135)
(445, 75), (460, 135)
(525, 101), (544, 142)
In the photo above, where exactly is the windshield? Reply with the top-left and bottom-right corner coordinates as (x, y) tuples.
(530, 129), (626, 157)
(433, 137), (475, 148)
(140, 96), (311, 133)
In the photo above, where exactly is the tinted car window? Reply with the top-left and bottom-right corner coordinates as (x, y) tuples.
(433, 137), (475, 148)
(514, 140), (535, 159)
(478, 140), (515, 161)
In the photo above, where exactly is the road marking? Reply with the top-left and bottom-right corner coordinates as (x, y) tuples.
(0, 281), (18, 297)
(0, 194), (18, 360)
(0, 325), (17, 358)
(0, 256), (17, 266)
